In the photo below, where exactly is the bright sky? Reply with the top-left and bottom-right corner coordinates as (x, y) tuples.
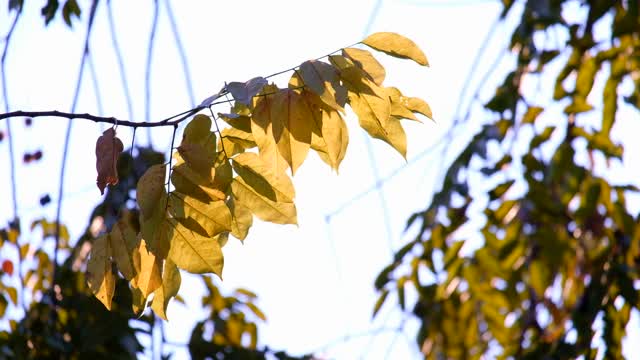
(1, 1), (638, 359)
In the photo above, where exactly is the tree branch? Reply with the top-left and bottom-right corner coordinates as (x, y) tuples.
(0, 108), (204, 127)
(1, 8), (22, 222)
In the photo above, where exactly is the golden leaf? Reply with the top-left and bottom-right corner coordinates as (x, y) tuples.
(250, 85), (290, 175)
(227, 197), (253, 241)
(95, 128), (124, 195)
(110, 215), (140, 280)
(170, 192), (233, 237)
(314, 109), (349, 171)
(151, 258), (181, 320)
(167, 218), (224, 276)
(232, 152), (295, 203)
(130, 238), (162, 299)
(136, 164), (166, 220)
(298, 60), (346, 113)
(386, 87), (418, 121)
(362, 32), (429, 66)
(86, 234), (116, 310)
(343, 47), (386, 85)
(231, 178), (297, 225)
(403, 96), (433, 120)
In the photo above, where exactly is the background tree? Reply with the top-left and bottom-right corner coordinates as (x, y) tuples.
(376, 0), (640, 358)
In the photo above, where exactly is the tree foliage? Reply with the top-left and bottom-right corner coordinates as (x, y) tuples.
(376, 1), (640, 358)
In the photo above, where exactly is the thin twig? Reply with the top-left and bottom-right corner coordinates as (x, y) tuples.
(53, 0), (100, 298)
(1, 9), (21, 222)
(145, 0), (159, 147)
(107, 0), (135, 122)
(167, 124), (178, 195)
(130, 127), (137, 157)
(208, 107), (228, 160)
(163, 0), (195, 107)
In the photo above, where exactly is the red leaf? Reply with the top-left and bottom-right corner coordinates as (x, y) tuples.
(95, 128), (124, 195)
(2, 260), (13, 276)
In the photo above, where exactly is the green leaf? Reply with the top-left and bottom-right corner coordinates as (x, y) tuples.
(373, 289), (389, 318)
(522, 106), (544, 124)
(167, 218), (224, 276)
(151, 259), (181, 320)
(86, 235), (116, 310)
(362, 32), (429, 66)
(343, 47), (386, 85)
(182, 114), (213, 145)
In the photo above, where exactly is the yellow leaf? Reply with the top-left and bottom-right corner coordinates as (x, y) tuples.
(215, 232), (229, 248)
(171, 159), (227, 202)
(298, 60), (346, 113)
(329, 55), (391, 133)
(343, 47), (386, 85)
(252, 88), (314, 175)
(301, 95), (349, 171)
(110, 215), (140, 280)
(137, 164), (167, 220)
(131, 238), (162, 298)
(151, 258), (181, 320)
(403, 96), (433, 120)
(250, 85), (290, 175)
(232, 152), (295, 203)
(227, 197), (253, 241)
(218, 127), (256, 157)
(177, 143), (216, 178)
(362, 32), (429, 66)
(182, 114), (213, 145)
(167, 218), (224, 276)
(86, 234), (116, 310)
(231, 178), (297, 225)
(139, 209), (171, 258)
(383, 116), (407, 158)
(386, 87), (418, 121)
(170, 192), (233, 237)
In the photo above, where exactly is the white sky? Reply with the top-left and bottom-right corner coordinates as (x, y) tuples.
(1, 1), (638, 359)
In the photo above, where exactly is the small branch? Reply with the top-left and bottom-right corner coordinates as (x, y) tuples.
(145, 0), (159, 147)
(53, 0), (100, 299)
(1, 9), (22, 222)
(163, 0), (195, 107)
(0, 108), (204, 127)
(107, 0), (135, 122)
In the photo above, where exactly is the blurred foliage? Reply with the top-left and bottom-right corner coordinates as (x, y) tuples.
(376, 0), (640, 358)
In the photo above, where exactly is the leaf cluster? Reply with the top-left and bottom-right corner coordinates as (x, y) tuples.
(86, 32), (432, 319)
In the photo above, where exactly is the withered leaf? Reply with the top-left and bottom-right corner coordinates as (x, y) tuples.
(95, 128), (124, 195)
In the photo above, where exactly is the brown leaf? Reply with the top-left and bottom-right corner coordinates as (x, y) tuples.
(95, 128), (124, 195)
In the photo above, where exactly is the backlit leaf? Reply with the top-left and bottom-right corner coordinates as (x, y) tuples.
(86, 234), (116, 310)
(298, 60), (345, 113)
(232, 152), (295, 203)
(403, 96), (433, 120)
(167, 218), (224, 276)
(95, 128), (124, 195)
(362, 32), (429, 66)
(110, 215), (140, 280)
(228, 197), (253, 241)
(231, 178), (297, 225)
(151, 258), (181, 320)
(137, 164), (167, 220)
(226, 77), (268, 106)
(312, 108), (349, 171)
(182, 114), (212, 145)
(343, 47), (386, 85)
(386, 87), (418, 121)
(251, 84), (290, 174)
(170, 192), (233, 237)
(131, 238), (163, 299)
